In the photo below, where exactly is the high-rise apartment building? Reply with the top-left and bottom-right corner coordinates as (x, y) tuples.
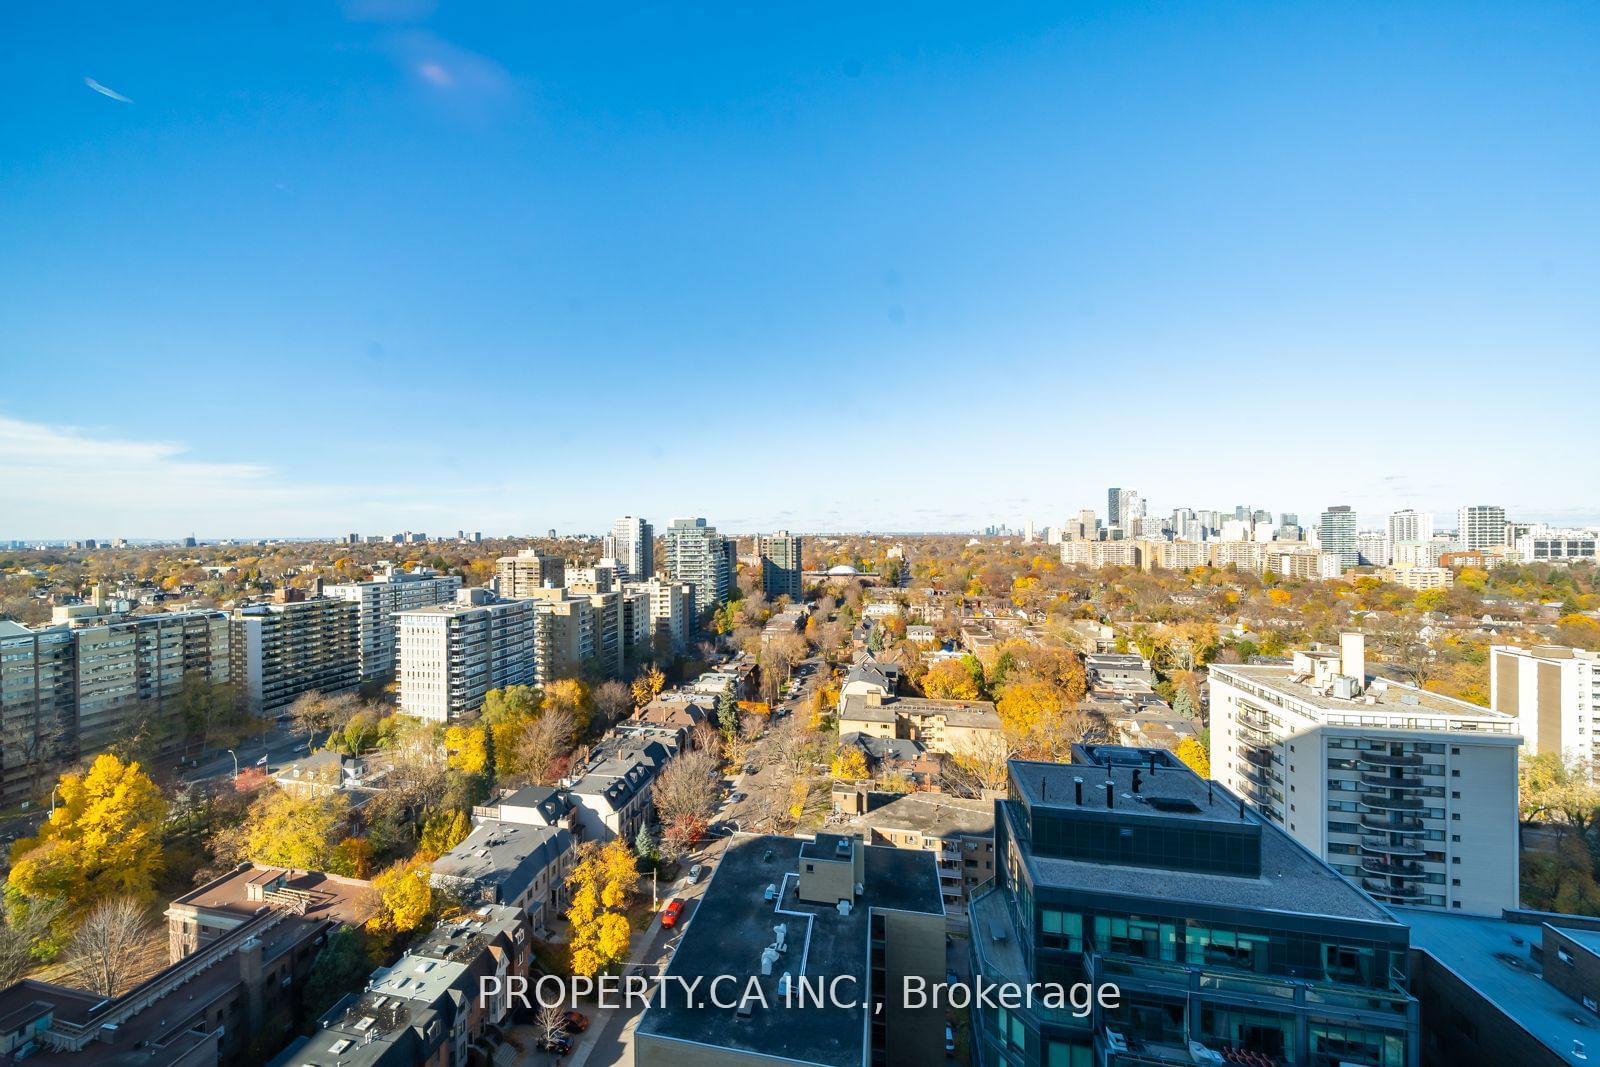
(396, 589), (544, 722)
(231, 594), (359, 716)
(0, 607), (231, 804)
(1456, 505), (1507, 551)
(0, 620), (76, 804)
(324, 564), (461, 679)
(71, 606), (232, 755)
(664, 517), (733, 620)
(1491, 644), (1600, 771)
(756, 530), (803, 600)
(1387, 508), (1433, 546)
(603, 515), (654, 582)
(1106, 488), (1143, 532)
(625, 577), (694, 654)
(1356, 531), (1392, 567)
(1210, 634), (1521, 913)
(971, 747), (1419, 1066)
(1319, 505), (1359, 570)
(494, 550), (566, 597)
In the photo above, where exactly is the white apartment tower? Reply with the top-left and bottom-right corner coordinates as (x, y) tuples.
(1457, 505), (1508, 552)
(396, 589), (545, 722)
(231, 596), (359, 716)
(1387, 509), (1434, 546)
(325, 565), (462, 679)
(1491, 644), (1600, 770)
(665, 517), (733, 620)
(1209, 633), (1521, 914)
(604, 516), (654, 583)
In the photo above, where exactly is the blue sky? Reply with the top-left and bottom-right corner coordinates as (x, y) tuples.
(3, 1), (1597, 539)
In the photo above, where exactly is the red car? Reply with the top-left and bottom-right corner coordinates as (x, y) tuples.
(660, 899), (686, 928)
(565, 1010), (589, 1033)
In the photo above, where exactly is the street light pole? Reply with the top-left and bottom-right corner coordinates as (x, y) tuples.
(227, 750), (239, 778)
(49, 786), (58, 815)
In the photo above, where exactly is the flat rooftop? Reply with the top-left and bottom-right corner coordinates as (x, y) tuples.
(1214, 664), (1516, 726)
(1009, 760), (1393, 924)
(637, 833), (943, 1067)
(168, 865), (374, 926)
(847, 792), (994, 838)
(1402, 908), (1597, 1065)
(429, 819), (570, 899)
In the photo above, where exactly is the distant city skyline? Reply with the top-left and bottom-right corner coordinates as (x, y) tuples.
(2, 413), (1595, 542)
(4, 3), (1598, 539)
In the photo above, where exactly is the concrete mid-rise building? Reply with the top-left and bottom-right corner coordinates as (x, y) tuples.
(756, 530), (804, 601)
(324, 564), (461, 679)
(635, 832), (947, 1067)
(970, 747), (1419, 1066)
(1491, 643), (1600, 771)
(626, 577), (695, 653)
(494, 549), (565, 597)
(1514, 526), (1600, 564)
(396, 589), (544, 722)
(1378, 566), (1456, 591)
(231, 593), (359, 717)
(1210, 633), (1521, 914)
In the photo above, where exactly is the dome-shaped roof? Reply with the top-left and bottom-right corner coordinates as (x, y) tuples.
(825, 564), (860, 575)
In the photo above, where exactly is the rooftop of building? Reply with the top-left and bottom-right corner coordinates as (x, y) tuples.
(636, 833), (943, 1067)
(429, 819), (571, 895)
(839, 732), (929, 764)
(167, 864), (375, 926)
(1212, 662), (1517, 725)
(838, 691), (1001, 729)
(498, 783), (574, 823)
(845, 791), (995, 839)
(1008, 756), (1395, 924)
(1401, 908), (1598, 1066)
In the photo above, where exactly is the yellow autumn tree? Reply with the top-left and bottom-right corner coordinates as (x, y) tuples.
(418, 808), (471, 860)
(370, 860), (434, 935)
(631, 666), (666, 708)
(241, 788), (349, 871)
(443, 724), (490, 777)
(923, 659), (980, 700)
(6, 754), (166, 917)
(830, 746), (869, 782)
(1175, 739), (1211, 780)
(565, 839), (638, 977)
(545, 679), (593, 738)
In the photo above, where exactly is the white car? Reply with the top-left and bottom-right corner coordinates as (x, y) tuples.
(688, 864), (705, 884)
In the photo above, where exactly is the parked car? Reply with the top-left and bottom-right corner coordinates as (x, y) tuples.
(730, 791), (746, 803)
(661, 898), (686, 928)
(688, 864), (705, 884)
(945, 1026), (956, 1056)
(564, 1010), (589, 1033)
(537, 1035), (572, 1056)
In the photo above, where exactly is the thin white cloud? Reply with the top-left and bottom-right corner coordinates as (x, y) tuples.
(83, 77), (133, 104)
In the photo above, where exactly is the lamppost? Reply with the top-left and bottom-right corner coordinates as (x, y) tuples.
(226, 750), (239, 778)
(49, 786), (59, 815)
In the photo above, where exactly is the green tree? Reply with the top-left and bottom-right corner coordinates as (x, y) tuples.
(303, 927), (371, 1021)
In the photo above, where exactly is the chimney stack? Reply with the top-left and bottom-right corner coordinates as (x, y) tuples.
(1340, 631), (1366, 687)
(1073, 777), (1083, 805)
(1105, 780), (1115, 809)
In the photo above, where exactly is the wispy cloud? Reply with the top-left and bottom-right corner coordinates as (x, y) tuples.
(83, 77), (132, 104)
(383, 30), (510, 99)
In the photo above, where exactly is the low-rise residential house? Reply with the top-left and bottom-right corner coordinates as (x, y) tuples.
(274, 904), (529, 1067)
(840, 660), (896, 702)
(428, 820), (573, 935)
(842, 792), (996, 919)
(838, 732), (942, 788)
(566, 733), (679, 842)
(837, 691), (1003, 755)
